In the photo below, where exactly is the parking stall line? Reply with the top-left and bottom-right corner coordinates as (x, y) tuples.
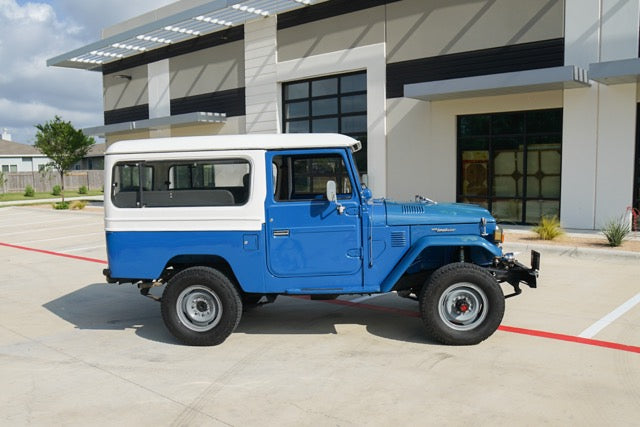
(0, 217), (81, 229)
(59, 245), (106, 253)
(1, 223), (101, 237)
(297, 297), (640, 354)
(578, 292), (640, 339)
(13, 232), (104, 245)
(0, 242), (107, 264)
(2, 242), (639, 354)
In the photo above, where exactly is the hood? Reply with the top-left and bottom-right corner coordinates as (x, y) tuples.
(385, 201), (495, 226)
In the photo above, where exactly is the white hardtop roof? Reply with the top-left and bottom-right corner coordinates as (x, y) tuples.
(105, 133), (358, 155)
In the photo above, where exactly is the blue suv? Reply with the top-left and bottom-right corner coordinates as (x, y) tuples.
(103, 134), (538, 346)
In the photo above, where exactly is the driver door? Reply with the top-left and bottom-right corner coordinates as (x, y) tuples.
(265, 150), (362, 278)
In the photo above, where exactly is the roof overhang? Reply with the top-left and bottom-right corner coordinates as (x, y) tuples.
(47, 0), (323, 71)
(404, 66), (590, 101)
(589, 58), (640, 84)
(83, 111), (226, 137)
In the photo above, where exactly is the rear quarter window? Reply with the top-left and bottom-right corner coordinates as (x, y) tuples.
(111, 159), (251, 208)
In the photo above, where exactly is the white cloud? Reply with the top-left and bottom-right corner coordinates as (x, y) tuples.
(0, 0), (174, 143)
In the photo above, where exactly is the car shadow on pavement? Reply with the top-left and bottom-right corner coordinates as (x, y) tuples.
(43, 285), (436, 346)
(236, 298), (437, 345)
(42, 283), (176, 345)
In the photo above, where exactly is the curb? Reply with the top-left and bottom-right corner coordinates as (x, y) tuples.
(503, 241), (640, 262)
(0, 195), (103, 207)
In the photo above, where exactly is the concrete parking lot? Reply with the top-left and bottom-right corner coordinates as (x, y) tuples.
(1, 206), (638, 426)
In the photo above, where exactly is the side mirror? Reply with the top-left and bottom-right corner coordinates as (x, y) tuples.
(326, 180), (344, 214)
(361, 186), (372, 201)
(326, 180), (337, 202)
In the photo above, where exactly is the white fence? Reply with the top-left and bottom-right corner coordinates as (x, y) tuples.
(0, 170), (104, 193)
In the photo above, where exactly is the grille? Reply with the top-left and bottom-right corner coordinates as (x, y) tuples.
(401, 204), (424, 214)
(390, 231), (407, 247)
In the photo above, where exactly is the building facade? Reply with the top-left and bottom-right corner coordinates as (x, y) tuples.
(0, 138), (50, 173)
(49, 0), (640, 229)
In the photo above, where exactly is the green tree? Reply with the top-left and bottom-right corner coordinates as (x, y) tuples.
(34, 116), (94, 202)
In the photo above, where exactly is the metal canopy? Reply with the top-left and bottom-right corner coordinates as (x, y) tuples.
(47, 0), (321, 71)
(82, 112), (226, 137)
(589, 58), (640, 85)
(404, 66), (590, 101)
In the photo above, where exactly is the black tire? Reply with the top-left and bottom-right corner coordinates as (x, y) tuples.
(161, 266), (242, 346)
(419, 263), (504, 345)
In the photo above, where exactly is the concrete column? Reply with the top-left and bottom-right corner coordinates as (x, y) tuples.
(594, 0), (639, 227)
(148, 59), (171, 137)
(244, 16), (278, 134)
(561, 0), (601, 229)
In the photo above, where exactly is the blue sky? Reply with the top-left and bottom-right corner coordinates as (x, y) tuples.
(1, 0), (174, 144)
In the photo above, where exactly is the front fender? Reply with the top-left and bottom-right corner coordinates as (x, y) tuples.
(379, 235), (502, 292)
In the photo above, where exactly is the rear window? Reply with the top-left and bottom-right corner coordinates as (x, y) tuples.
(111, 159), (251, 208)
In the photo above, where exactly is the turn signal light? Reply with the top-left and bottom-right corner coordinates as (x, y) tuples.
(494, 226), (505, 244)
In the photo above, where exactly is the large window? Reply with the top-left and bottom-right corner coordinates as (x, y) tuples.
(282, 71), (367, 172)
(457, 109), (563, 224)
(112, 159), (250, 208)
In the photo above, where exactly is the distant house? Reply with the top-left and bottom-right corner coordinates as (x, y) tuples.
(0, 138), (50, 173)
(73, 143), (105, 170)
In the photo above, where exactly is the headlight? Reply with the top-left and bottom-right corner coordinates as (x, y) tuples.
(493, 225), (505, 244)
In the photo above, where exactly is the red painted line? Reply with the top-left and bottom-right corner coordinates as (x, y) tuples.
(2, 242), (636, 353)
(497, 325), (640, 354)
(0, 242), (107, 265)
(297, 296), (640, 354)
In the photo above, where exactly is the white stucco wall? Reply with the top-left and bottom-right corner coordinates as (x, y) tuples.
(386, 91), (563, 203)
(562, 0), (639, 229)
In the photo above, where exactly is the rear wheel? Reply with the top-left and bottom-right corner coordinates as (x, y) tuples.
(419, 263), (504, 345)
(161, 266), (242, 346)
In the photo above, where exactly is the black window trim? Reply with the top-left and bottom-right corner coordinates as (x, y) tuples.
(456, 108), (563, 225)
(111, 158), (252, 208)
(271, 149), (357, 203)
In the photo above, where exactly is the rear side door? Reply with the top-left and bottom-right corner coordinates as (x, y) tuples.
(265, 149), (362, 278)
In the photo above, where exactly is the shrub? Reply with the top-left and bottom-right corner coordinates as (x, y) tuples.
(53, 201), (69, 210)
(78, 185), (88, 194)
(601, 217), (630, 247)
(52, 185), (62, 196)
(24, 185), (35, 197)
(70, 200), (87, 210)
(532, 216), (564, 240)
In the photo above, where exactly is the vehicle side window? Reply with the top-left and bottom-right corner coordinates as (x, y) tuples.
(111, 164), (153, 208)
(112, 159), (250, 208)
(272, 154), (353, 201)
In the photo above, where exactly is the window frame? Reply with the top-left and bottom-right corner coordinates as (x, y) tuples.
(456, 108), (563, 225)
(282, 71), (368, 172)
(111, 158), (252, 209)
(269, 149), (358, 204)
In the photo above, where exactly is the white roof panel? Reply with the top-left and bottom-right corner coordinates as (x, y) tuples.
(105, 133), (359, 155)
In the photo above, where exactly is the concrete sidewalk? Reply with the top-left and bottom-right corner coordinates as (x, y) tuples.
(502, 225), (640, 261)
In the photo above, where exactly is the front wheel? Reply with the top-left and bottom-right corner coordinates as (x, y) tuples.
(419, 263), (504, 345)
(161, 266), (242, 346)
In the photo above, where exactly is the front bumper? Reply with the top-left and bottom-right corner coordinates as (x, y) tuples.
(489, 250), (540, 297)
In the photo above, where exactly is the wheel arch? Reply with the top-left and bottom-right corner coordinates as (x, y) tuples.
(382, 235), (502, 293)
(161, 254), (244, 292)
